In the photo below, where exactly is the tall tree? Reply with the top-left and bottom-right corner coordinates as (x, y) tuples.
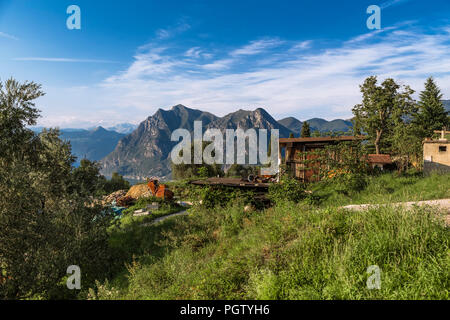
(352, 76), (415, 154)
(413, 77), (449, 139)
(300, 121), (311, 138)
(0, 79), (111, 299)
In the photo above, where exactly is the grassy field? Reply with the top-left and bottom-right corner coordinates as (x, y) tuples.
(88, 172), (449, 300)
(313, 171), (450, 207)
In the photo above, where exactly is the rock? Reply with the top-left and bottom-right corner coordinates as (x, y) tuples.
(126, 184), (152, 199)
(147, 203), (159, 210)
(244, 205), (255, 213)
(133, 211), (150, 217)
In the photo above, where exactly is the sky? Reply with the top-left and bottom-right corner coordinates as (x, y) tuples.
(1, 0), (450, 128)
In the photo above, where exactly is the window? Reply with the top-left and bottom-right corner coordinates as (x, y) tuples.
(439, 146), (447, 152)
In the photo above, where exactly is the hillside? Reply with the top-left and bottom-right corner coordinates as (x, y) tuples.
(92, 172), (450, 300)
(100, 105), (293, 181)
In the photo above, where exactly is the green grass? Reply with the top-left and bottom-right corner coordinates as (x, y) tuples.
(87, 172), (449, 300)
(313, 171), (450, 207)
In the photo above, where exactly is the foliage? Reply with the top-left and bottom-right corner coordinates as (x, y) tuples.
(0, 79), (112, 299)
(225, 164), (259, 179)
(102, 172), (131, 194)
(312, 171), (450, 207)
(268, 175), (307, 204)
(171, 141), (224, 179)
(192, 186), (256, 209)
(300, 121), (311, 138)
(92, 199), (449, 300)
(352, 76), (416, 154)
(413, 77), (449, 139)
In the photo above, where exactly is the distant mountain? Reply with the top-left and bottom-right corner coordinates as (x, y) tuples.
(100, 105), (293, 181)
(443, 100), (450, 112)
(107, 123), (138, 134)
(277, 117), (303, 134)
(31, 126), (125, 165)
(278, 117), (353, 135)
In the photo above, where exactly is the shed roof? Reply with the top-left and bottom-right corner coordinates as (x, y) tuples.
(279, 136), (363, 144)
(367, 154), (392, 164)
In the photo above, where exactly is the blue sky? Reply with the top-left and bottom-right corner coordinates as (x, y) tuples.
(1, 0), (450, 128)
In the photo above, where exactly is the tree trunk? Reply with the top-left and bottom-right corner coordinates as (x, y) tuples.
(374, 130), (382, 154)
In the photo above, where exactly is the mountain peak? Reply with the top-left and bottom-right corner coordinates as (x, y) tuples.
(91, 126), (107, 133)
(171, 104), (189, 111)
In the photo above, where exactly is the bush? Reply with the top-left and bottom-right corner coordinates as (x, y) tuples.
(268, 175), (307, 204)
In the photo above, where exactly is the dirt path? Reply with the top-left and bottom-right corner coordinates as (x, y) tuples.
(341, 199), (450, 225)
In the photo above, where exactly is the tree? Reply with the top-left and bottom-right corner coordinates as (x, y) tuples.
(0, 78), (43, 159)
(171, 141), (224, 179)
(0, 79), (112, 299)
(300, 121), (311, 138)
(289, 132), (294, 138)
(413, 77), (449, 139)
(352, 76), (415, 154)
(103, 172), (130, 194)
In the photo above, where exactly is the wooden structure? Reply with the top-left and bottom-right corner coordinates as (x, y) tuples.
(190, 177), (270, 190)
(367, 154), (392, 170)
(279, 136), (362, 182)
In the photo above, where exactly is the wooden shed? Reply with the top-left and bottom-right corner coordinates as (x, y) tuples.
(278, 136), (362, 182)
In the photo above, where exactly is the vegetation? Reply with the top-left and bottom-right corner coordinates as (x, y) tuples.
(0, 79), (112, 299)
(352, 76), (416, 154)
(172, 142), (224, 179)
(2, 76), (449, 301)
(300, 121), (311, 138)
(89, 190), (449, 300)
(413, 77), (449, 139)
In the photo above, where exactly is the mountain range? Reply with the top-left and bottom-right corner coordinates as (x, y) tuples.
(100, 105), (353, 181)
(31, 126), (126, 166)
(32, 100), (448, 180)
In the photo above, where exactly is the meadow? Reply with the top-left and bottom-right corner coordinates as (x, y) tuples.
(87, 172), (450, 300)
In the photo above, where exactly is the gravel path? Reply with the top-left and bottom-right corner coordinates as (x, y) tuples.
(341, 199), (450, 225)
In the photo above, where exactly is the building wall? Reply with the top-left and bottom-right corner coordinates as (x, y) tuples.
(423, 142), (450, 175)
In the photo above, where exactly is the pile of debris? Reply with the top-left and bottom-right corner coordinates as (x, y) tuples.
(102, 190), (127, 205)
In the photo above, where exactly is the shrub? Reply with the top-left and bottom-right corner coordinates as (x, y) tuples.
(268, 175), (306, 204)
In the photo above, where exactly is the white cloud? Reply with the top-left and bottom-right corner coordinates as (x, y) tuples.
(231, 38), (284, 56)
(0, 31), (18, 40)
(14, 57), (117, 63)
(155, 21), (191, 40)
(36, 25), (450, 127)
(381, 0), (412, 9)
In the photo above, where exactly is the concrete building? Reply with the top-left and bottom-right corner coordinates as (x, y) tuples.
(423, 129), (450, 175)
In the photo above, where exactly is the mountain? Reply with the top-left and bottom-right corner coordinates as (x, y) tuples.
(100, 105), (293, 181)
(278, 117), (353, 135)
(107, 123), (138, 134)
(278, 117), (303, 134)
(443, 100), (450, 112)
(29, 126), (125, 165)
(59, 127), (126, 165)
(205, 108), (292, 137)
